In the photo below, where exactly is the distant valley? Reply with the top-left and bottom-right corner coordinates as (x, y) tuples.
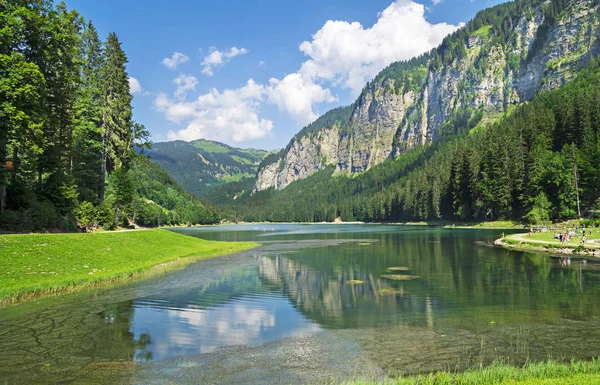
(147, 139), (271, 197)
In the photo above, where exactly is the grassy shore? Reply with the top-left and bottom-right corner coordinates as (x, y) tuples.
(502, 229), (600, 255)
(344, 359), (600, 385)
(0, 229), (258, 304)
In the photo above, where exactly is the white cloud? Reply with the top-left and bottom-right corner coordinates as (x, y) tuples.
(201, 47), (249, 76)
(173, 73), (198, 99)
(162, 52), (189, 70)
(432, 0), (444, 4)
(157, 79), (273, 143)
(267, 73), (336, 125)
(296, 0), (460, 94)
(129, 77), (142, 94)
(262, 0), (460, 124)
(155, 0), (461, 142)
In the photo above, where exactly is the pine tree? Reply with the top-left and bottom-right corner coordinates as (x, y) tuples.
(100, 32), (133, 201)
(73, 20), (104, 203)
(0, 1), (44, 212)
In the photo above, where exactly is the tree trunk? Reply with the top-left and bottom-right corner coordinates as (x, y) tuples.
(100, 133), (107, 201)
(0, 186), (5, 214)
(0, 132), (6, 213)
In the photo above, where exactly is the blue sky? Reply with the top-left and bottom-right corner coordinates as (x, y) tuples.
(64, 0), (505, 150)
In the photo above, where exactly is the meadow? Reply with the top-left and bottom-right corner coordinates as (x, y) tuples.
(0, 229), (257, 304)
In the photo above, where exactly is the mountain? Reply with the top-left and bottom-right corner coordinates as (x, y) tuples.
(254, 0), (599, 191)
(219, 59), (600, 223)
(214, 0), (600, 224)
(147, 139), (270, 197)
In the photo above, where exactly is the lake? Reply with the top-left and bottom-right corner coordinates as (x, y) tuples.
(2, 224), (600, 384)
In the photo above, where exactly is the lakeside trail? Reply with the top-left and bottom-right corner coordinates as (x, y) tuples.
(508, 233), (600, 248)
(500, 232), (600, 256)
(0, 229), (258, 305)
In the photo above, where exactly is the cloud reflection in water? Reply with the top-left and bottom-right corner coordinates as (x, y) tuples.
(130, 295), (321, 361)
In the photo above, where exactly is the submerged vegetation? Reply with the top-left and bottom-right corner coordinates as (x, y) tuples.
(0, 229), (257, 304)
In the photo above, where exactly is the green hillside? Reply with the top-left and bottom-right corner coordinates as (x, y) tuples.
(148, 139), (271, 197)
(216, 57), (600, 224)
(70, 156), (220, 230)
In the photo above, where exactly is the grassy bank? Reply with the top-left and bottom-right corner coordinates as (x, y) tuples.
(0, 229), (258, 304)
(502, 231), (600, 256)
(344, 359), (600, 385)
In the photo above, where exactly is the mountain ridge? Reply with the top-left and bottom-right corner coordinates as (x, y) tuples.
(147, 139), (272, 197)
(254, 0), (599, 191)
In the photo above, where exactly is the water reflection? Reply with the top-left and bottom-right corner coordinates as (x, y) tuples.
(126, 262), (320, 361)
(259, 255), (440, 328)
(129, 297), (320, 361)
(3, 225), (600, 384)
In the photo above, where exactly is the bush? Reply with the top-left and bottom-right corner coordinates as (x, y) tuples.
(97, 202), (116, 230)
(28, 200), (58, 230)
(581, 219), (600, 227)
(73, 201), (117, 230)
(74, 201), (98, 225)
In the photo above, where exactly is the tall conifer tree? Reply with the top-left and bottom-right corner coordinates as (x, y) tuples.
(100, 32), (133, 201)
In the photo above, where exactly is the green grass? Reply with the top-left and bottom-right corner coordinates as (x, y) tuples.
(0, 229), (257, 304)
(470, 106), (519, 136)
(230, 155), (253, 165)
(438, 220), (521, 228)
(221, 172), (254, 183)
(472, 24), (492, 38)
(342, 359), (600, 385)
(527, 230), (600, 245)
(192, 139), (229, 153)
(503, 228), (600, 252)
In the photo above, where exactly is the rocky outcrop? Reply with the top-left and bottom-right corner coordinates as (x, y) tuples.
(255, 0), (600, 192)
(337, 84), (416, 173)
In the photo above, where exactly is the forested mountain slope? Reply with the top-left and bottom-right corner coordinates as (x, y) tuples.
(127, 157), (219, 227)
(254, 0), (600, 191)
(148, 139), (270, 197)
(223, 59), (600, 223)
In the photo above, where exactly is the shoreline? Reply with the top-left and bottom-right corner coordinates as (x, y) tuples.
(498, 232), (600, 257)
(0, 230), (258, 306)
(191, 220), (525, 230)
(343, 359), (600, 385)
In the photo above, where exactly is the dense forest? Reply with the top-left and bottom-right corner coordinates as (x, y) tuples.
(218, 59), (600, 224)
(148, 139), (269, 197)
(0, 0), (218, 231)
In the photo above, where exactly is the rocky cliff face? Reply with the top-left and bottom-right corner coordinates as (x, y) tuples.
(255, 0), (600, 192)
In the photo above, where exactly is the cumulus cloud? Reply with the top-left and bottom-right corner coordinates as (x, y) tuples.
(296, 0), (460, 94)
(156, 0), (461, 142)
(262, 0), (460, 124)
(173, 74), (198, 99)
(162, 52), (189, 70)
(156, 79), (273, 143)
(128, 77), (142, 94)
(267, 74), (336, 124)
(201, 47), (249, 76)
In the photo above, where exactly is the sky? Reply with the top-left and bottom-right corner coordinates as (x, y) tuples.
(64, 0), (506, 150)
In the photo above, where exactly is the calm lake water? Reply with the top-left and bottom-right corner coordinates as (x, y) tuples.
(2, 224), (600, 384)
